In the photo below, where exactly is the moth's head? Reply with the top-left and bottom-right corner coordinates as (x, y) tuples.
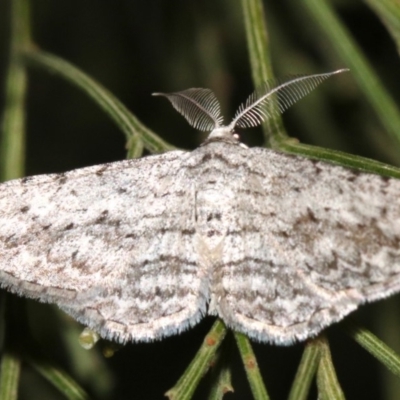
(208, 126), (235, 140)
(202, 127), (244, 148)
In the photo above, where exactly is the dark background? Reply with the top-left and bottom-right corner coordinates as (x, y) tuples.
(1, 1), (400, 399)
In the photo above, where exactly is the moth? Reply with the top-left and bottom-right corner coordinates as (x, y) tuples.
(2, 68), (399, 346)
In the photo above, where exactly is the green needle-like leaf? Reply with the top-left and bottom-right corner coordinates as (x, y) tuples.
(0, 0), (30, 181)
(240, 0), (286, 145)
(344, 320), (400, 378)
(207, 337), (234, 400)
(277, 140), (400, 178)
(234, 332), (270, 400)
(302, 0), (400, 148)
(29, 359), (89, 400)
(288, 339), (321, 400)
(126, 133), (145, 160)
(316, 335), (345, 400)
(364, 0), (400, 55)
(0, 353), (21, 400)
(0, 0), (29, 395)
(23, 49), (175, 155)
(165, 320), (227, 400)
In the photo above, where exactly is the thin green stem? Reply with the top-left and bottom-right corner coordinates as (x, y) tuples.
(240, 0), (286, 145)
(316, 335), (345, 400)
(0, 0), (30, 181)
(344, 319), (400, 378)
(0, 0), (29, 395)
(29, 359), (89, 400)
(278, 140), (400, 178)
(302, 0), (400, 148)
(0, 353), (21, 400)
(23, 49), (175, 155)
(126, 133), (144, 159)
(234, 332), (270, 400)
(288, 339), (321, 400)
(207, 364), (233, 400)
(207, 336), (234, 400)
(364, 0), (400, 54)
(165, 320), (227, 400)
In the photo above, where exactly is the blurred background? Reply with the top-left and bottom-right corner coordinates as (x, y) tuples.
(1, 0), (400, 399)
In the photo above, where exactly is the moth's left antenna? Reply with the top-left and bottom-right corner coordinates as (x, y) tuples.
(153, 88), (224, 132)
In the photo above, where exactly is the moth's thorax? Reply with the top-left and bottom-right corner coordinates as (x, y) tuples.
(196, 183), (235, 228)
(188, 146), (244, 256)
(194, 181), (235, 260)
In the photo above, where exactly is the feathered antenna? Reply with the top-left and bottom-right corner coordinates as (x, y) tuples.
(152, 88), (224, 132)
(153, 69), (348, 139)
(226, 69), (349, 132)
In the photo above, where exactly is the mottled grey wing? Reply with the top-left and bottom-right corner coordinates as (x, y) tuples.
(0, 151), (206, 343)
(212, 146), (400, 345)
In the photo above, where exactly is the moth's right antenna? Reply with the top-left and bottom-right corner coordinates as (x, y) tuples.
(153, 88), (224, 132)
(227, 69), (349, 132)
